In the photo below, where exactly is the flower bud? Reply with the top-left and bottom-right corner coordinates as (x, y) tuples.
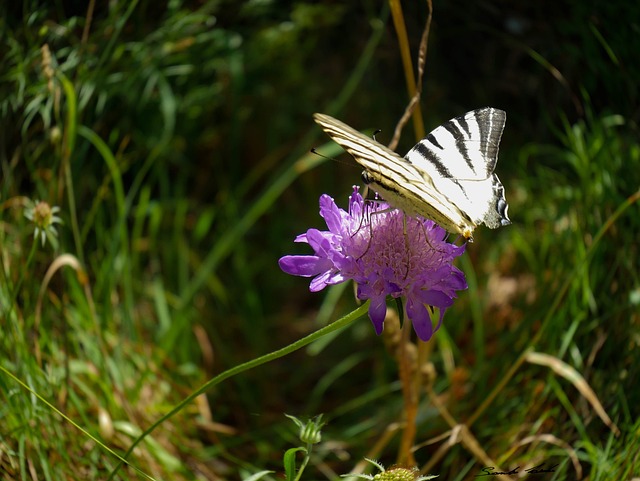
(285, 414), (325, 445)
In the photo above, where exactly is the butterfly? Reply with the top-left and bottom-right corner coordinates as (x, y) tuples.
(313, 108), (510, 241)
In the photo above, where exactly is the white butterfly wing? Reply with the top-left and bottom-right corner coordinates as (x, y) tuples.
(406, 108), (505, 179)
(404, 108), (510, 229)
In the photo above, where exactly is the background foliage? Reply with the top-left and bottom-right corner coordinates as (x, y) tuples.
(1, 0), (639, 480)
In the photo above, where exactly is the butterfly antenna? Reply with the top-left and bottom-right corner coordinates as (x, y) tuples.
(310, 147), (331, 160)
(311, 147), (359, 169)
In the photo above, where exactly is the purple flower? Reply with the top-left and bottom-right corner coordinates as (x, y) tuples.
(279, 187), (468, 341)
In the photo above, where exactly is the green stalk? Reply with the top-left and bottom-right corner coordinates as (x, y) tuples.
(58, 73), (84, 265)
(107, 303), (369, 480)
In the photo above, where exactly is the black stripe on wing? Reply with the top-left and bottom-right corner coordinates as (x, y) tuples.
(471, 107), (506, 174)
(412, 141), (451, 178)
(405, 107), (506, 180)
(441, 119), (475, 173)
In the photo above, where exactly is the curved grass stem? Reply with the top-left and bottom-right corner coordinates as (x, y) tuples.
(106, 303), (369, 480)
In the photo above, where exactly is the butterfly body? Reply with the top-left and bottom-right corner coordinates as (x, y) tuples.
(313, 108), (510, 240)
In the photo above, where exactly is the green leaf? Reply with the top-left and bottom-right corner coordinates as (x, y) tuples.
(283, 447), (307, 481)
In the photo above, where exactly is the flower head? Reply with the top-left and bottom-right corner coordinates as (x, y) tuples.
(285, 413), (325, 445)
(279, 187), (467, 341)
(342, 458), (438, 481)
(24, 200), (63, 248)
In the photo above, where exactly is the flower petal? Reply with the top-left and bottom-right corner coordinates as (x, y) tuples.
(446, 267), (468, 291)
(278, 255), (332, 277)
(309, 270), (334, 292)
(406, 296), (434, 341)
(305, 229), (335, 257)
(348, 188), (364, 219)
(417, 289), (454, 310)
(319, 195), (344, 234)
(368, 296), (387, 335)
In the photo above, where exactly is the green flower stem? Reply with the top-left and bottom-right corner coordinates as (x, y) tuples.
(107, 302), (369, 480)
(293, 443), (313, 481)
